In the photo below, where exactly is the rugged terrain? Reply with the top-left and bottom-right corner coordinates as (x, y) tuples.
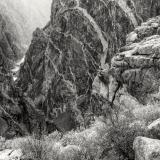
(0, 0), (52, 48)
(0, 0), (52, 138)
(1, 0), (160, 160)
(1, 0), (160, 139)
(17, 0), (139, 132)
(111, 16), (160, 104)
(0, 12), (24, 137)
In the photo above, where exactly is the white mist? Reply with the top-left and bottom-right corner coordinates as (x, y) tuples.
(0, 0), (52, 47)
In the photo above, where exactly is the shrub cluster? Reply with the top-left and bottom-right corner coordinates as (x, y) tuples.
(6, 96), (160, 160)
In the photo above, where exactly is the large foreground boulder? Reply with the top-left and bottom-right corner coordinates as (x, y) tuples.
(0, 149), (22, 160)
(133, 137), (160, 160)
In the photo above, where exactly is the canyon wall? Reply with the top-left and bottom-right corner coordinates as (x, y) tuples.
(17, 0), (138, 132)
(131, 0), (160, 21)
(0, 0), (52, 137)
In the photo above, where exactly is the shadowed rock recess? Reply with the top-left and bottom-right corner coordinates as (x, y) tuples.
(111, 16), (160, 104)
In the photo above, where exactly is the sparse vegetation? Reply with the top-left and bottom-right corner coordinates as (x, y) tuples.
(5, 96), (160, 160)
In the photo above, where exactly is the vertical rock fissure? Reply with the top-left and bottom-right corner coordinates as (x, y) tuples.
(117, 0), (138, 26)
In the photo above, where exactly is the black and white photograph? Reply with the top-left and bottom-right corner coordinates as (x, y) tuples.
(0, 0), (160, 159)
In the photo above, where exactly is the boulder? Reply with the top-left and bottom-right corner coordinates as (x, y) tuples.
(0, 149), (22, 160)
(148, 118), (160, 138)
(133, 136), (160, 160)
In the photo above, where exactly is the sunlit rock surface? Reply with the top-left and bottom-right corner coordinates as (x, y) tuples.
(0, 149), (22, 160)
(111, 16), (160, 104)
(133, 137), (160, 160)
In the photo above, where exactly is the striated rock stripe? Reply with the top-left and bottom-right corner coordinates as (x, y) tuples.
(75, 0), (108, 52)
(117, 0), (138, 27)
(74, 0), (108, 67)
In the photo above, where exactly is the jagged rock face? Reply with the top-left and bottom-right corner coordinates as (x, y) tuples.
(18, 0), (137, 131)
(0, 0), (54, 138)
(0, 13), (25, 137)
(131, 0), (160, 21)
(111, 16), (160, 104)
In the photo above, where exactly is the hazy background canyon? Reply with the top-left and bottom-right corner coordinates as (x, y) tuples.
(0, 0), (52, 51)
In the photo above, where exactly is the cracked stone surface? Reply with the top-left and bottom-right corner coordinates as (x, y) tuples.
(111, 16), (160, 103)
(131, 0), (160, 21)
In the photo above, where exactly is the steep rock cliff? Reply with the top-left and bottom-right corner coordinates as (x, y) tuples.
(0, 14), (24, 137)
(17, 0), (138, 131)
(0, 12), (46, 138)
